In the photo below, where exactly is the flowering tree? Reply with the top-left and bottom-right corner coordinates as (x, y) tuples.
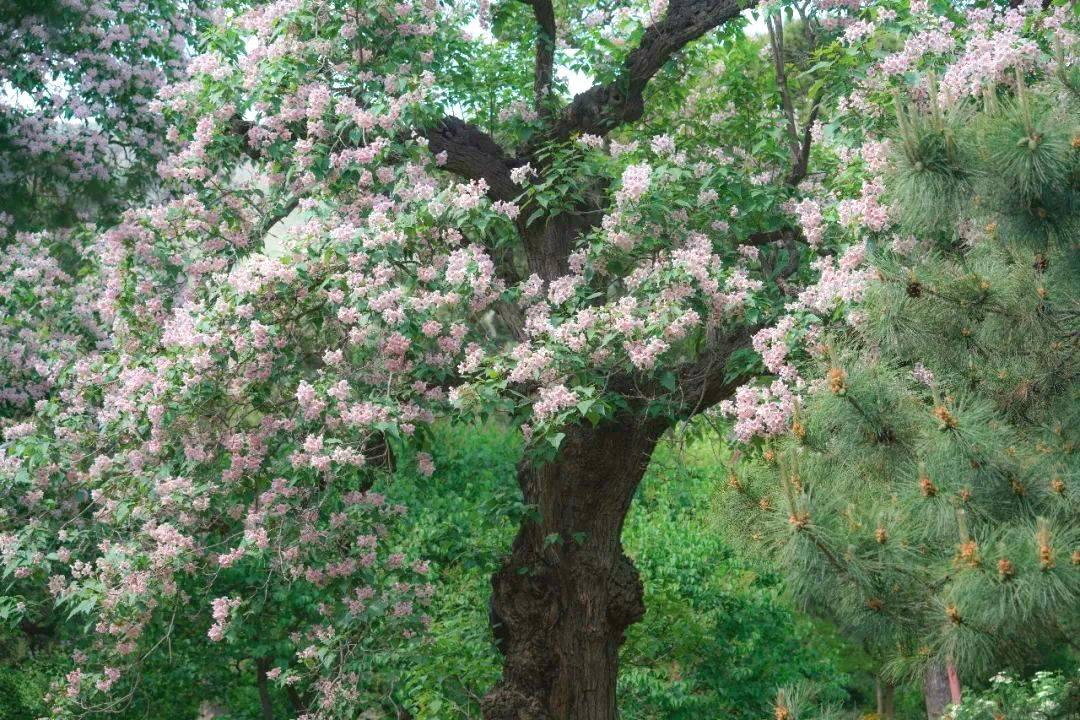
(1, 0), (220, 418)
(4, 0), (1067, 718)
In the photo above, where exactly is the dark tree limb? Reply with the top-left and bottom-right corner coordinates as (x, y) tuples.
(518, 0), (557, 114)
(534, 0), (754, 147)
(230, 116), (522, 202)
(423, 116), (522, 201)
(256, 194), (300, 240)
(766, 10), (822, 187)
(255, 657), (275, 720)
(786, 99), (820, 186)
(679, 324), (757, 416)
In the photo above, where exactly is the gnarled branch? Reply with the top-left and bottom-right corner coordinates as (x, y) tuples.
(423, 116), (521, 201)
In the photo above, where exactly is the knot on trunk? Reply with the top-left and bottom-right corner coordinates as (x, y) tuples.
(606, 552), (645, 629)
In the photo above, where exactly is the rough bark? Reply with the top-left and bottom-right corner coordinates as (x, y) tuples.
(481, 418), (667, 720)
(522, 212), (596, 281)
(924, 661), (953, 720)
(424, 117), (521, 202)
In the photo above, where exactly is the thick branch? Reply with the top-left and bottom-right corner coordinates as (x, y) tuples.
(231, 116), (521, 202)
(680, 324), (756, 416)
(422, 116), (521, 201)
(538, 0), (753, 145)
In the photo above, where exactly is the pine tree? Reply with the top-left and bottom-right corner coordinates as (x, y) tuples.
(719, 52), (1080, 720)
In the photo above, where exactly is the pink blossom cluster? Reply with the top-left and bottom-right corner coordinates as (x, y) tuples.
(794, 198), (826, 247)
(207, 596), (242, 641)
(534, 384), (579, 422)
(940, 7), (1040, 101)
(837, 179), (889, 233)
(796, 243), (871, 315)
(719, 380), (798, 443)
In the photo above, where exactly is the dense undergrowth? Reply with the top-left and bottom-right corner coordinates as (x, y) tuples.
(2, 423), (863, 719)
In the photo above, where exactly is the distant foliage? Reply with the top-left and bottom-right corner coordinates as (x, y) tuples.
(0, 0), (215, 231)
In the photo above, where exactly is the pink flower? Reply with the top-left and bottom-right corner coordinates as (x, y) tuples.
(618, 163), (651, 204)
(533, 384), (578, 422)
(416, 452), (435, 477)
(510, 163), (536, 185)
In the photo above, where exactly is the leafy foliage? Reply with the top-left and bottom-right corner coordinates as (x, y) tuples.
(948, 670), (1080, 720)
(717, 7), (1080, 706)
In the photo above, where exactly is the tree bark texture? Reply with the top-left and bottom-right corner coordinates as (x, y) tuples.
(481, 418), (667, 720)
(924, 661), (953, 720)
(876, 676), (896, 720)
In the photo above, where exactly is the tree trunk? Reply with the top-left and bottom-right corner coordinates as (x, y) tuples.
(947, 659), (962, 707)
(481, 418), (666, 720)
(924, 661), (952, 720)
(876, 676), (895, 720)
(255, 657), (274, 720)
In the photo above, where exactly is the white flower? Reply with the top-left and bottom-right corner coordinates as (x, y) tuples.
(510, 162), (536, 185)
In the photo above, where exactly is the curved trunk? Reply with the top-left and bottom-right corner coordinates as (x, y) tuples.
(482, 418), (665, 720)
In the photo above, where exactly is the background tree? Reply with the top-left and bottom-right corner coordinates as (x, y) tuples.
(1, 0), (219, 418)
(716, 5), (1079, 718)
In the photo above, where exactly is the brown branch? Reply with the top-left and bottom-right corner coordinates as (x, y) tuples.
(422, 116), (521, 201)
(680, 324), (757, 416)
(786, 99), (820, 186)
(519, 0), (557, 114)
(768, 12), (802, 166)
(767, 10), (822, 187)
(535, 0), (755, 147)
